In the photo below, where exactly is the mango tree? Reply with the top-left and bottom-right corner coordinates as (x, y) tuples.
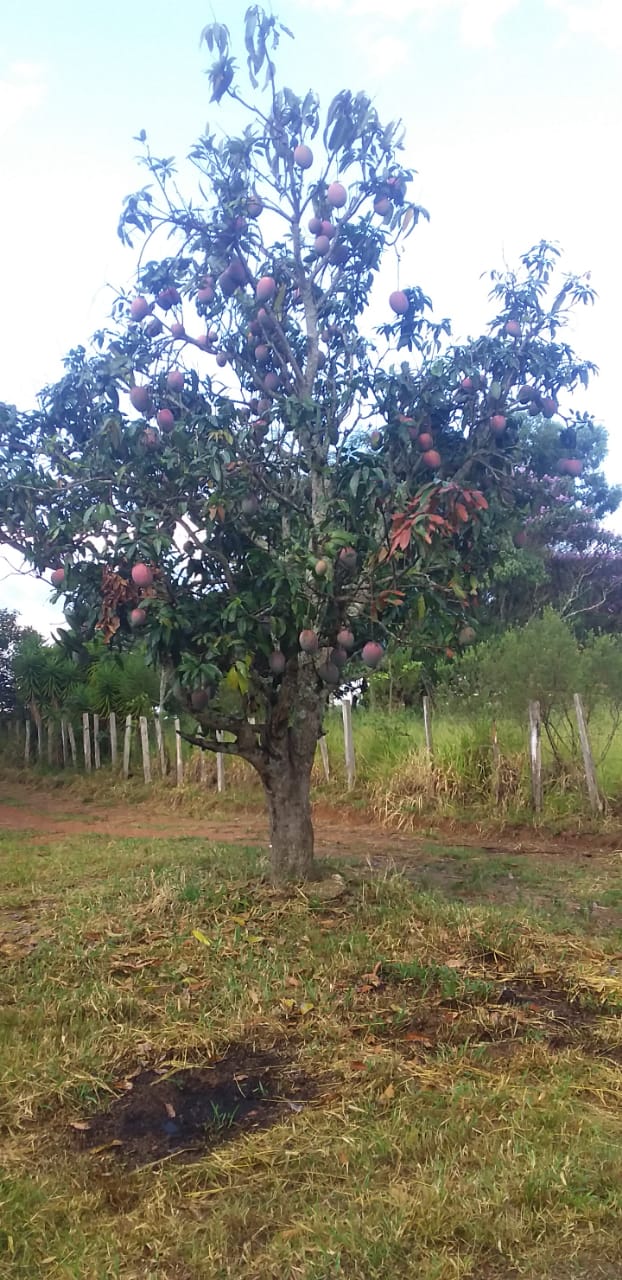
(0, 9), (600, 879)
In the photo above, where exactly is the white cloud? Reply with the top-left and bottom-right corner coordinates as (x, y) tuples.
(356, 32), (409, 77)
(294, 0), (520, 46)
(548, 0), (622, 49)
(0, 62), (45, 138)
(296, 0), (622, 48)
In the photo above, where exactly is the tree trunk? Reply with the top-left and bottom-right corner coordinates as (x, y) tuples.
(262, 753), (315, 881)
(188, 659), (325, 882)
(254, 660), (325, 882)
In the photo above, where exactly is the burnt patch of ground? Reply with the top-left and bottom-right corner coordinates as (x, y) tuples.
(73, 1046), (313, 1167)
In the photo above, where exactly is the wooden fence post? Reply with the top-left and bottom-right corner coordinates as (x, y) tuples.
(154, 715), (167, 777)
(122, 715), (132, 780)
(67, 721), (77, 767)
(216, 730), (226, 793)
(109, 712), (118, 768)
(60, 719), (68, 768)
(82, 713), (92, 773)
(423, 695), (434, 758)
(573, 693), (603, 815)
(93, 714), (101, 769)
(24, 719), (31, 765)
(36, 718), (43, 761)
(342, 699), (355, 791)
(139, 716), (151, 784)
(174, 717), (183, 786)
(319, 735), (330, 782)
(528, 701), (542, 814)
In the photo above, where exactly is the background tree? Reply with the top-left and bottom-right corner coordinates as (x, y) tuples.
(12, 632), (161, 736)
(0, 608), (39, 716)
(0, 9), (604, 879)
(476, 406), (622, 634)
(438, 610), (622, 769)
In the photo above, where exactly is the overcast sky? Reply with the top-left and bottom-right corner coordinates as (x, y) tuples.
(1, 0), (620, 634)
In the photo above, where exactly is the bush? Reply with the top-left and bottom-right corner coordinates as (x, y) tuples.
(438, 610), (622, 766)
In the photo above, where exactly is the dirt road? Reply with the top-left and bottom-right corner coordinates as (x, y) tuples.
(0, 778), (620, 869)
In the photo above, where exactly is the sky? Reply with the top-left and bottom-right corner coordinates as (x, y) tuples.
(1, 0), (621, 634)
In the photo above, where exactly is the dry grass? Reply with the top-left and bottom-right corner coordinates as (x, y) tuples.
(367, 748), (528, 827)
(2, 819), (622, 1278)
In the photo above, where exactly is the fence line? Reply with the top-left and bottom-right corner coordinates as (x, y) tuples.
(0, 693), (612, 814)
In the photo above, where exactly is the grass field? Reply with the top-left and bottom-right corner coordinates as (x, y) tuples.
(2, 795), (622, 1279)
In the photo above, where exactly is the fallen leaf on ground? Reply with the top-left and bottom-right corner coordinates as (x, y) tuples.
(360, 961), (383, 988)
(402, 1031), (433, 1045)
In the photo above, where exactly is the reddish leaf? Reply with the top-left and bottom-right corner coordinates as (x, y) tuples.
(402, 1031), (433, 1045)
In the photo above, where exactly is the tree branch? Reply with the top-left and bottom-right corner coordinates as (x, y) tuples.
(178, 517), (237, 592)
(180, 730), (240, 755)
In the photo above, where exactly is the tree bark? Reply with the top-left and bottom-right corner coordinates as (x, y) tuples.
(258, 659), (325, 881)
(262, 755), (315, 881)
(188, 656), (326, 882)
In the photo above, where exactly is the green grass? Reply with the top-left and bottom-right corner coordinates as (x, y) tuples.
(2, 824), (622, 1278)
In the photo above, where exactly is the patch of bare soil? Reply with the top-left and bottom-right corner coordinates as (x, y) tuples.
(1, 780), (620, 871)
(72, 1046), (312, 1167)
